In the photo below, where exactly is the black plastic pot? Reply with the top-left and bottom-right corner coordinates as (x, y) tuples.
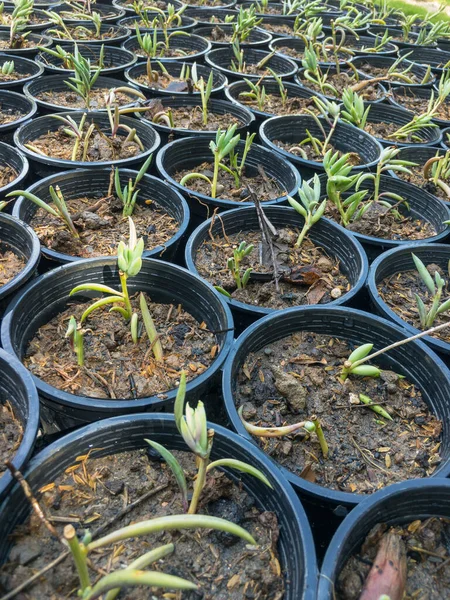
(156, 136), (301, 222)
(50, 2), (126, 23)
(113, 0), (185, 13)
(259, 115), (382, 179)
(319, 11), (369, 34)
(125, 60), (228, 97)
(367, 25), (433, 49)
(436, 38), (450, 53)
(135, 96), (254, 141)
(0, 32), (52, 56)
(0, 52), (44, 90)
(441, 126), (450, 149)
(205, 47), (298, 82)
(399, 46), (450, 75)
(0, 213), (40, 314)
(44, 23), (131, 46)
(388, 84), (450, 128)
(14, 111), (160, 177)
(0, 348), (39, 502)
(351, 55), (436, 88)
(367, 243), (450, 357)
(362, 101), (443, 148)
(316, 172), (450, 260)
(12, 168), (189, 267)
(3, 0), (59, 6)
(222, 306), (450, 517)
(0, 142), (29, 199)
(36, 43), (137, 76)
(1, 257), (234, 431)
(258, 16), (300, 38)
(119, 14), (198, 33)
(184, 7), (238, 26)
(185, 205), (369, 332)
(225, 79), (323, 125)
(386, 145), (446, 189)
(0, 89), (36, 144)
(295, 66), (388, 104)
(122, 33), (211, 62)
(0, 413), (318, 600)
(319, 478), (450, 599)
(23, 74), (142, 113)
(194, 24), (272, 48)
(0, 7), (52, 31)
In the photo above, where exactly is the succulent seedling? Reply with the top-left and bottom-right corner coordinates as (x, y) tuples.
(423, 151), (450, 199)
(412, 253), (450, 328)
(65, 315), (84, 366)
(230, 5), (262, 43)
(238, 78), (267, 111)
(114, 153), (153, 217)
(135, 23), (189, 59)
(228, 240), (254, 289)
(288, 174), (327, 247)
(0, 60), (14, 75)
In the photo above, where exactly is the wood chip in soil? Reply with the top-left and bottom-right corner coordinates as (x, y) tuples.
(35, 88), (136, 110)
(326, 201), (436, 241)
(0, 70), (28, 82)
(238, 92), (317, 116)
(175, 161), (284, 202)
(274, 140), (362, 165)
(378, 263), (450, 343)
(28, 128), (141, 162)
(365, 121), (423, 144)
(393, 92), (450, 121)
(132, 46), (197, 59)
(236, 331), (442, 494)
(337, 518), (450, 600)
(0, 106), (23, 125)
(24, 294), (218, 399)
(195, 226), (349, 309)
(357, 63), (420, 83)
(0, 400), (22, 477)
(1, 449), (285, 600)
(50, 26), (119, 40)
(0, 165), (17, 188)
(397, 164), (450, 203)
(297, 72), (383, 101)
(143, 100), (240, 131)
(30, 193), (178, 258)
(0, 248), (25, 285)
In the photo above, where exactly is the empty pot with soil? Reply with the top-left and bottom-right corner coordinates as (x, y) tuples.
(316, 172), (450, 260)
(125, 59), (228, 97)
(295, 65), (387, 104)
(350, 55), (436, 89)
(156, 134), (301, 222)
(367, 243), (450, 358)
(0, 89), (37, 144)
(11, 167), (189, 266)
(1, 256), (234, 431)
(0, 142), (29, 199)
(36, 43), (138, 77)
(319, 478), (450, 600)
(0, 52), (44, 90)
(205, 46), (298, 82)
(225, 79), (324, 124)
(0, 212), (40, 313)
(222, 305), (450, 518)
(0, 413), (318, 599)
(14, 110), (161, 177)
(0, 348), (39, 502)
(185, 204), (368, 332)
(122, 33), (212, 62)
(259, 114), (382, 178)
(135, 96), (255, 141)
(23, 74), (145, 113)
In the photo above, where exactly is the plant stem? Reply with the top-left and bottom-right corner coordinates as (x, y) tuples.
(188, 457), (208, 514)
(311, 415), (328, 459)
(64, 525), (90, 592)
(119, 272), (132, 318)
(295, 220), (310, 248)
(211, 152), (220, 199)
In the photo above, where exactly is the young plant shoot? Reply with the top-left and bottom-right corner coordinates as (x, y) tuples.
(146, 371), (272, 515)
(288, 174), (327, 247)
(114, 153), (153, 217)
(423, 151), (450, 200)
(411, 253), (450, 328)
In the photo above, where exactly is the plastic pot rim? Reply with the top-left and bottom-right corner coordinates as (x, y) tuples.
(0, 142), (29, 195)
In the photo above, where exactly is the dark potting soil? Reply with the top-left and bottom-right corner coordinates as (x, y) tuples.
(34, 88), (137, 110)
(134, 71), (194, 91)
(0, 249), (25, 285)
(0, 400), (22, 477)
(116, 0), (172, 8)
(183, 0), (231, 5)
(28, 128), (142, 162)
(133, 46), (198, 59)
(337, 518), (450, 600)
(397, 165), (450, 203)
(273, 140), (362, 165)
(0, 105), (23, 124)
(0, 37), (41, 50)
(0, 70), (30, 82)
(393, 92), (450, 122)
(1, 449), (284, 599)
(24, 294), (218, 399)
(327, 201), (437, 241)
(276, 45), (351, 63)
(297, 72), (383, 102)
(29, 193), (178, 258)
(49, 26), (120, 41)
(365, 121), (420, 144)
(260, 23), (295, 36)
(235, 331), (442, 493)
(195, 226), (349, 309)
(58, 8), (118, 19)
(0, 11), (48, 25)
(237, 92), (317, 116)
(378, 263), (450, 343)
(225, 63), (281, 76)
(0, 165), (17, 188)
(142, 99), (240, 131)
(357, 63), (421, 84)
(175, 161), (284, 202)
